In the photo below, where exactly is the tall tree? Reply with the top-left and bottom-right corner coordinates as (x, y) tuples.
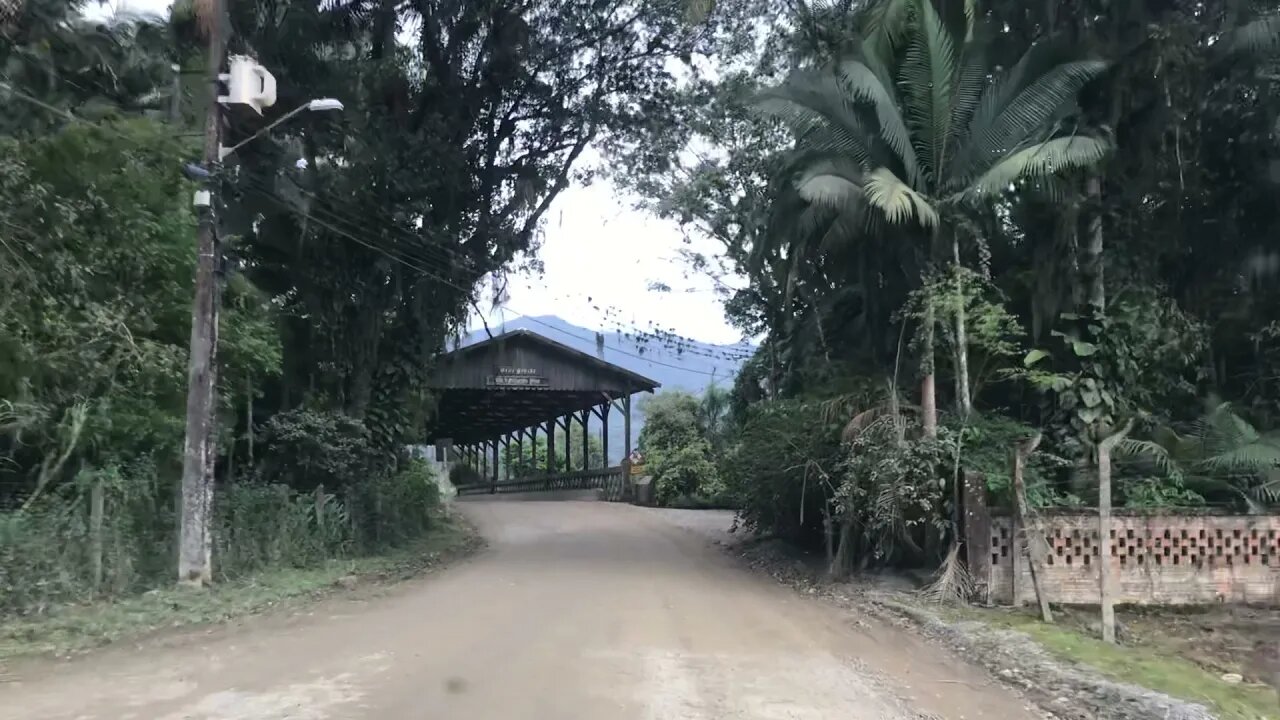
(759, 0), (1108, 428)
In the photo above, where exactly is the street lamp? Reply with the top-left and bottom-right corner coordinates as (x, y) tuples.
(218, 97), (344, 161)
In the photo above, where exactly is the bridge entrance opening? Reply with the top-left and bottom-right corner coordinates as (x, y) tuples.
(425, 329), (659, 498)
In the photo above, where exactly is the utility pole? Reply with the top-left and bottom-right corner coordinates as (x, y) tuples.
(178, 0), (226, 586)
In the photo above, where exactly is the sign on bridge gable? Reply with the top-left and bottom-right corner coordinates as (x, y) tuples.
(485, 366), (548, 389)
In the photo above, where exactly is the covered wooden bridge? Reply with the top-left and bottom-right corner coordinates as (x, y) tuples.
(425, 329), (658, 497)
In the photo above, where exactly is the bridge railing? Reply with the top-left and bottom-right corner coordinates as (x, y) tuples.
(455, 466), (625, 498)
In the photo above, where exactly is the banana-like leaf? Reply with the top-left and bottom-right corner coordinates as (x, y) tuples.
(865, 167), (938, 228)
(959, 135), (1108, 201)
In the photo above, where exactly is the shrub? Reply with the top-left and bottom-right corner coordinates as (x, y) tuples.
(650, 440), (722, 506)
(256, 409), (383, 491)
(349, 458), (440, 550)
(214, 482), (352, 578)
(721, 399), (844, 545)
(834, 417), (951, 568)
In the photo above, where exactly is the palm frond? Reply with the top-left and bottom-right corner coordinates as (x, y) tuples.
(1117, 438), (1178, 477)
(901, 0), (957, 186)
(866, 167), (938, 228)
(958, 135), (1108, 201)
(920, 543), (974, 604)
(796, 168), (864, 211)
(945, 44), (988, 168)
(954, 55), (1105, 184)
(866, 0), (917, 61)
(1223, 14), (1280, 56)
(757, 74), (879, 170)
(838, 59), (920, 186)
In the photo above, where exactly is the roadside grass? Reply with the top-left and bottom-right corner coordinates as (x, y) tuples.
(0, 515), (479, 662)
(948, 606), (1279, 720)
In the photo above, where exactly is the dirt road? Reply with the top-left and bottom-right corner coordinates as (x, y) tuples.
(1, 500), (1038, 719)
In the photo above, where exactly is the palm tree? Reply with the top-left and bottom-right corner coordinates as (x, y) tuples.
(759, 0), (1109, 431)
(1123, 402), (1280, 512)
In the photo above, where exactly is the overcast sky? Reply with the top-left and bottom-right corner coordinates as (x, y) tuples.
(87, 0), (744, 347)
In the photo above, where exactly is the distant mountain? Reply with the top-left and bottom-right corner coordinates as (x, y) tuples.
(459, 315), (753, 463)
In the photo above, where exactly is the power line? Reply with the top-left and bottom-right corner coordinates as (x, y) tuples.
(236, 177), (743, 377)
(239, 173), (753, 363)
(3, 33), (752, 359)
(4, 70), (749, 371)
(262, 174), (756, 359)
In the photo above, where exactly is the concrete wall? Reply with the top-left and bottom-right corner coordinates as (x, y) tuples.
(984, 512), (1280, 605)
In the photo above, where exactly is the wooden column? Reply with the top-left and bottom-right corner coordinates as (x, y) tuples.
(491, 440), (499, 492)
(601, 402), (610, 467)
(562, 415), (572, 472)
(529, 426), (538, 472)
(481, 441), (488, 479)
(517, 431), (524, 476)
(581, 410), (590, 471)
(546, 419), (556, 474)
(623, 394), (632, 481)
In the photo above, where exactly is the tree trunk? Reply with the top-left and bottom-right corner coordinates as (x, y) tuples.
(245, 378), (254, 467)
(921, 303), (938, 439)
(952, 237), (972, 418)
(1096, 419), (1133, 644)
(89, 471), (105, 593)
(1013, 433), (1051, 623)
(1082, 175), (1106, 316)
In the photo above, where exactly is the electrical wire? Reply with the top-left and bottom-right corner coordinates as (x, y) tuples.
(257, 171), (755, 360)
(238, 174), (752, 363)
(3, 67), (750, 370)
(2, 11), (756, 360)
(235, 176), (744, 377)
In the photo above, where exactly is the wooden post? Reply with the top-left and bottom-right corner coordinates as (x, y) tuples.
(89, 471), (105, 593)
(623, 394), (632, 492)
(529, 427), (537, 472)
(546, 419), (556, 475)
(1013, 433), (1052, 622)
(245, 379), (254, 466)
(491, 440), (499, 492)
(565, 415), (576, 471)
(600, 402), (610, 467)
(1096, 419), (1133, 644)
(517, 431), (524, 477)
(314, 484), (326, 531)
(581, 410), (590, 471)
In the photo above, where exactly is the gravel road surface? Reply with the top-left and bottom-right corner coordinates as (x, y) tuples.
(1, 499), (1038, 719)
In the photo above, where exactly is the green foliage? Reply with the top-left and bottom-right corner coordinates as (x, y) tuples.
(1, 458), (441, 615)
(949, 413), (1075, 508)
(499, 434), (605, 477)
(721, 399), (845, 543)
(640, 392), (723, 504)
(256, 409), (382, 492)
(347, 458), (441, 551)
(1120, 401), (1280, 510)
(834, 416), (952, 565)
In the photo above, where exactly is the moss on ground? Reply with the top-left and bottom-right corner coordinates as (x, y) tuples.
(953, 607), (1279, 720)
(0, 515), (478, 662)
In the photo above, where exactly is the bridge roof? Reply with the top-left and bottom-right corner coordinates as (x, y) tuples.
(426, 329), (659, 444)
